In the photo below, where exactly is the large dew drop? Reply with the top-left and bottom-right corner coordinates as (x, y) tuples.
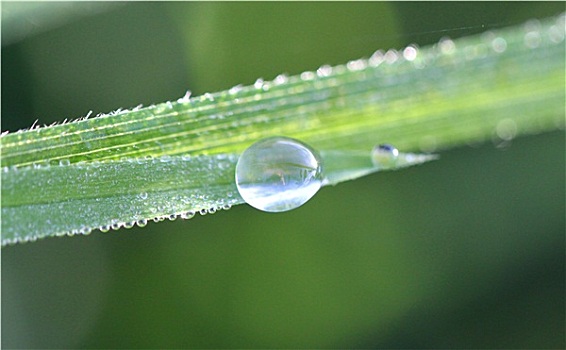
(235, 136), (323, 212)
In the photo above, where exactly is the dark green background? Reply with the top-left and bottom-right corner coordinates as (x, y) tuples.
(2, 2), (564, 348)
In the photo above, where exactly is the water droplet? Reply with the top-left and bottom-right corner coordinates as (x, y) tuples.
(33, 160), (50, 169)
(524, 31), (541, 49)
(168, 214), (177, 221)
(402, 45), (418, 61)
(99, 225), (110, 233)
(438, 37), (456, 55)
(346, 59), (367, 71)
(235, 136), (323, 213)
(371, 144), (399, 167)
(274, 74), (289, 85)
(180, 211), (195, 219)
(548, 24), (564, 43)
(384, 49), (399, 64)
(369, 50), (385, 66)
(523, 18), (542, 33)
(136, 219), (148, 227)
(59, 159), (71, 166)
(229, 84), (243, 95)
(254, 78), (265, 89)
(495, 118), (518, 141)
(300, 71), (315, 81)
(139, 192), (148, 200)
(316, 65), (332, 77)
(490, 37), (507, 53)
(123, 222), (135, 229)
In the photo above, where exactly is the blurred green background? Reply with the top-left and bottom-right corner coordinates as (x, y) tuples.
(2, 2), (564, 348)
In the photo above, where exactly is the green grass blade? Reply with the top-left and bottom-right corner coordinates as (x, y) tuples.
(1, 155), (240, 242)
(1, 14), (564, 245)
(1, 149), (435, 244)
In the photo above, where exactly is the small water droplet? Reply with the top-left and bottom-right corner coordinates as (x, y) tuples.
(99, 225), (110, 233)
(439, 37), (456, 55)
(300, 71), (315, 81)
(495, 118), (518, 141)
(229, 84), (243, 95)
(136, 219), (148, 227)
(491, 37), (507, 53)
(33, 160), (50, 169)
(524, 31), (541, 49)
(371, 144), (399, 167)
(548, 24), (564, 43)
(168, 214), (177, 221)
(111, 222), (121, 230)
(254, 78), (264, 89)
(369, 50), (385, 66)
(402, 45), (418, 61)
(235, 136), (323, 213)
(384, 49), (399, 64)
(346, 59), (367, 71)
(124, 222), (135, 229)
(180, 211), (195, 219)
(316, 65), (332, 77)
(523, 18), (542, 33)
(59, 159), (71, 166)
(139, 192), (148, 200)
(274, 74), (289, 85)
